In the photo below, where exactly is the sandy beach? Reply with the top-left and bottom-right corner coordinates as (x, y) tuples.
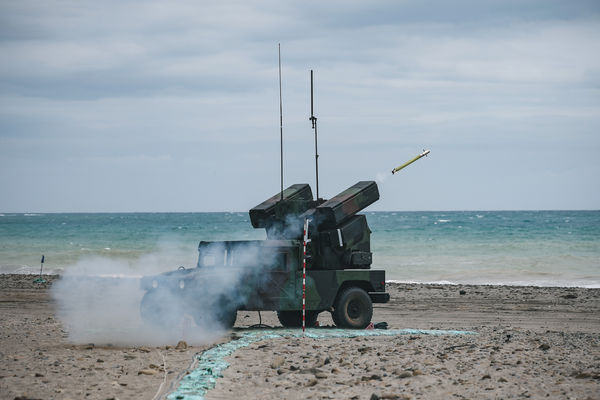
(1, 274), (599, 399)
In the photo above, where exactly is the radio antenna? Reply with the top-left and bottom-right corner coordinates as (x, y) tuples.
(278, 44), (284, 200)
(309, 70), (319, 199)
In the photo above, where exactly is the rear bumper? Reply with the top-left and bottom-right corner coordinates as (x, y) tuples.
(369, 292), (390, 303)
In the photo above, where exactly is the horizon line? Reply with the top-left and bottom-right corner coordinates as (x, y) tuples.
(1, 209), (599, 215)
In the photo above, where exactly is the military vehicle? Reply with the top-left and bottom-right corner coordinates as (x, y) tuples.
(139, 180), (389, 329)
(140, 65), (390, 330)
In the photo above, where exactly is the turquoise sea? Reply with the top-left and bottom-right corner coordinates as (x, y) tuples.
(1, 211), (598, 287)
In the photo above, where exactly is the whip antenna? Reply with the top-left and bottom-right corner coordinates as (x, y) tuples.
(309, 70), (320, 199)
(279, 44), (284, 200)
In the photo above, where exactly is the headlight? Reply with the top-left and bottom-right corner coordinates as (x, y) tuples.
(179, 280), (185, 289)
(152, 280), (158, 289)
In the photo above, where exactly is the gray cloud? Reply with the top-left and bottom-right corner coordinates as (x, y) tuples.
(1, 0), (599, 212)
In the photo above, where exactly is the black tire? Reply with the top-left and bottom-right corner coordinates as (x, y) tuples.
(277, 310), (319, 328)
(214, 308), (237, 329)
(332, 287), (373, 329)
(140, 289), (184, 328)
(193, 295), (237, 330)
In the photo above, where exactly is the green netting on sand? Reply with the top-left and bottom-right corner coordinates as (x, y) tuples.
(167, 328), (476, 400)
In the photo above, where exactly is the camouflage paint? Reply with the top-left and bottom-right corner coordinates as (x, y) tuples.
(140, 181), (389, 327)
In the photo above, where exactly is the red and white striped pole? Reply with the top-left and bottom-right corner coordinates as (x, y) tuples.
(302, 218), (310, 333)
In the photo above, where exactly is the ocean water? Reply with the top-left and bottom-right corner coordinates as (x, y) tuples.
(0, 211), (598, 287)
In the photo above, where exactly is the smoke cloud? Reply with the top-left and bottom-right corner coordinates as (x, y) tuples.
(51, 241), (282, 346)
(375, 172), (388, 185)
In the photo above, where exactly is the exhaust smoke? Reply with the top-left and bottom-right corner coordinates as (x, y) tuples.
(51, 241), (281, 346)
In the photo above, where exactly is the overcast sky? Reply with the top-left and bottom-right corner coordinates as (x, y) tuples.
(1, 0), (599, 212)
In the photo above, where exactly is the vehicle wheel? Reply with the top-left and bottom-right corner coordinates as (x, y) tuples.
(332, 287), (372, 329)
(277, 310), (319, 328)
(214, 308), (237, 329)
(193, 295), (237, 330)
(140, 289), (183, 328)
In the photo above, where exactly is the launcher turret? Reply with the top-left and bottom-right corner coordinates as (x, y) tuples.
(249, 181), (379, 270)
